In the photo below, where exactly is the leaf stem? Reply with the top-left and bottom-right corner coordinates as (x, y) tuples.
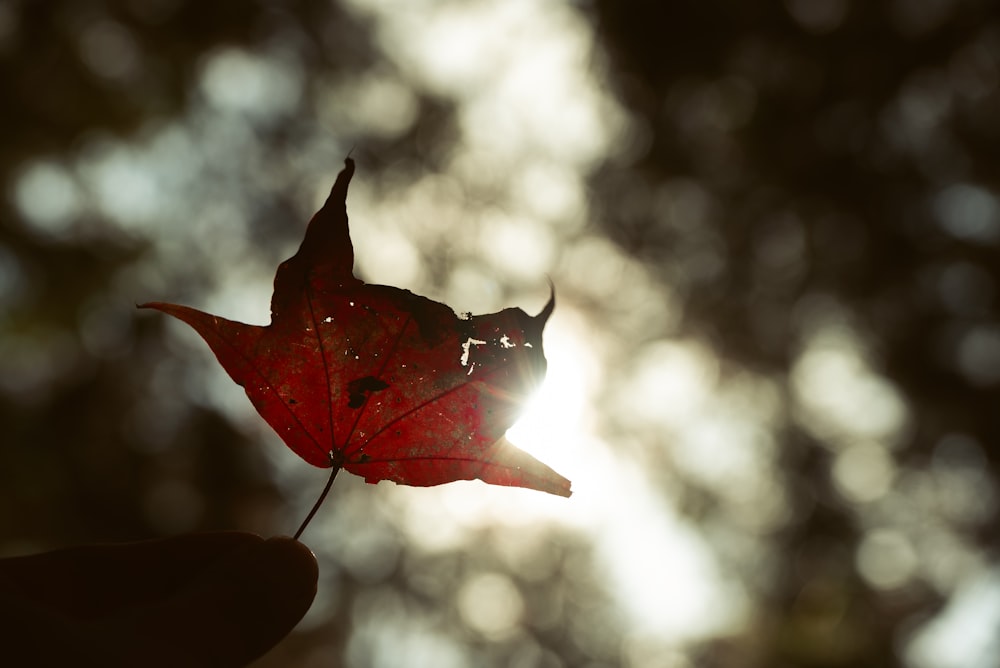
(293, 466), (340, 540)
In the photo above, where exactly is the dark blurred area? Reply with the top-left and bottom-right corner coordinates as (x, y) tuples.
(1, 0), (998, 666)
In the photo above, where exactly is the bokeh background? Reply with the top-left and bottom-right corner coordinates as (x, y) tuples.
(2, 0), (999, 666)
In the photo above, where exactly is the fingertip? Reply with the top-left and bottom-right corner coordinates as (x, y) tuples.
(211, 536), (318, 662)
(102, 535), (320, 667)
(256, 536), (319, 609)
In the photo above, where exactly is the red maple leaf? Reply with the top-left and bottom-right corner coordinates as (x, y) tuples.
(141, 159), (570, 534)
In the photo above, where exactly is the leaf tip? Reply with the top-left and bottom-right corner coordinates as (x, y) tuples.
(536, 282), (556, 325)
(332, 157), (356, 200)
(547, 472), (573, 498)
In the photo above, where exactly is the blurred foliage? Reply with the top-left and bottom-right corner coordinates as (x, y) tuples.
(1, 0), (998, 667)
(589, 1), (1000, 667)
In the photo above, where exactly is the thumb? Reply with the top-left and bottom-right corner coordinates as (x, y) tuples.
(91, 536), (318, 668)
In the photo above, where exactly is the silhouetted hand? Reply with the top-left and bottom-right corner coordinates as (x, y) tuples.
(0, 532), (318, 667)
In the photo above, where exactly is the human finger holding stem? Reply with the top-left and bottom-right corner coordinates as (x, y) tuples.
(0, 532), (318, 667)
